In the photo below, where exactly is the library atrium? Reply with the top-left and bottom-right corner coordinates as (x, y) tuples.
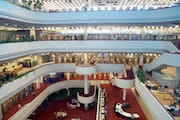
(0, 0), (180, 120)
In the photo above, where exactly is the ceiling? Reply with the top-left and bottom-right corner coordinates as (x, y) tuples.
(1, 0), (180, 29)
(42, 0), (180, 12)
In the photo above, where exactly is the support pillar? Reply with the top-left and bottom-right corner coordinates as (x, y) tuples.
(0, 105), (3, 120)
(122, 89), (126, 101)
(84, 53), (88, 65)
(84, 75), (89, 110)
(139, 54), (143, 69)
(84, 53), (89, 95)
(83, 53), (90, 110)
(16, 0), (22, 5)
(66, 72), (70, 80)
(84, 104), (89, 110)
(84, 26), (88, 40)
(36, 79), (41, 89)
(93, 73), (96, 80)
(176, 67), (180, 87)
(84, 75), (89, 94)
(124, 69), (127, 78)
(143, 0), (146, 10)
(30, 27), (36, 41)
(66, 88), (70, 96)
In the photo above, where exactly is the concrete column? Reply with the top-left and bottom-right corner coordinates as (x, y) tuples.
(66, 88), (70, 96)
(84, 53), (88, 65)
(139, 54), (143, 67)
(30, 27), (36, 41)
(124, 69), (127, 78)
(16, 0), (22, 4)
(36, 79), (41, 89)
(141, 28), (145, 40)
(84, 75), (89, 94)
(66, 72), (70, 80)
(122, 89), (126, 101)
(84, 75), (89, 110)
(84, 104), (89, 110)
(0, 105), (3, 120)
(84, 27), (88, 40)
(93, 73), (96, 80)
(143, 0), (146, 10)
(176, 67), (180, 87)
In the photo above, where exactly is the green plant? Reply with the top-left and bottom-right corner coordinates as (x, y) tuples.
(34, 0), (42, 10)
(136, 69), (145, 83)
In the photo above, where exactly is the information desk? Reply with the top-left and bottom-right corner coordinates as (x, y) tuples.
(114, 103), (139, 119)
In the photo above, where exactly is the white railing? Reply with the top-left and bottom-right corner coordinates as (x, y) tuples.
(77, 85), (96, 104)
(1, 1), (180, 25)
(76, 65), (96, 75)
(9, 80), (84, 120)
(0, 63), (76, 103)
(114, 77), (134, 88)
(96, 85), (101, 120)
(0, 63), (125, 103)
(135, 77), (173, 120)
(0, 41), (179, 61)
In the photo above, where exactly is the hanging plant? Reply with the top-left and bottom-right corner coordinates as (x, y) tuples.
(27, 0), (33, 7)
(34, 0), (42, 10)
(136, 69), (145, 83)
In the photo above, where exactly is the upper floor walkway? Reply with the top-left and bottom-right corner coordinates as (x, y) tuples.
(0, 40), (179, 61)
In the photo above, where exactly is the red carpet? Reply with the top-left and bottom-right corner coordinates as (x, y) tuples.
(3, 75), (146, 120)
(101, 84), (147, 120)
(2, 83), (49, 120)
(28, 98), (96, 120)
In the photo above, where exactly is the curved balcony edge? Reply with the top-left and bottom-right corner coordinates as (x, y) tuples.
(77, 92), (96, 104)
(9, 80), (84, 120)
(0, 63), (123, 103)
(0, 41), (178, 61)
(134, 76), (173, 120)
(75, 65), (96, 75)
(113, 77), (134, 88)
(1, 1), (180, 24)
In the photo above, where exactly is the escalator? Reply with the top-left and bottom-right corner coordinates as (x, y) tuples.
(143, 53), (180, 72)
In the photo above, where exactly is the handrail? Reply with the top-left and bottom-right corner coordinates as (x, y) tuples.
(1, 1), (180, 24)
(0, 41), (178, 61)
(0, 63), (123, 103)
(96, 84), (101, 120)
(77, 89), (96, 104)
(114, 77), (134, 89)
(134, 76), (174, 120)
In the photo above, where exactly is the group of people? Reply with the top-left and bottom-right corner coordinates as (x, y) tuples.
(54, 110), (67, 120)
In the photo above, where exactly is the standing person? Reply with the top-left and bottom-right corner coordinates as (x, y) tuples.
(18, 103), (21, 109)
